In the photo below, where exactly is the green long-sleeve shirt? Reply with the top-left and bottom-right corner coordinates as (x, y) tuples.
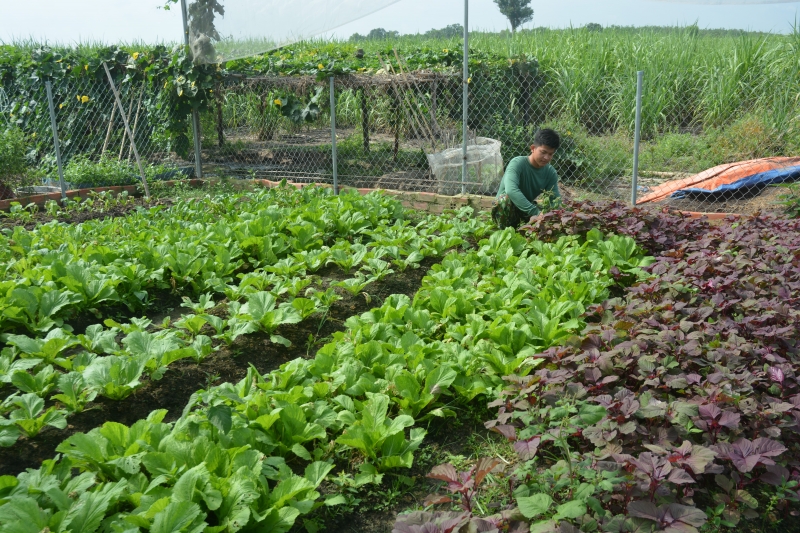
(496, 156), (561, 216)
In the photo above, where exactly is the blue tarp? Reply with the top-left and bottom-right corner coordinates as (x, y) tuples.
(671, 164), (800, 200)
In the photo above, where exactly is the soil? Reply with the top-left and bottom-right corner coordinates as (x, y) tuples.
(310, 413), (499, 533)
(0, 257), (441, 477)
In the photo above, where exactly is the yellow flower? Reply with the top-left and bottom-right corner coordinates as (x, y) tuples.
(31, 133), (36, 138)
(76, 95), (80, 101)
(81, 95), (89, 103)
(467, 77), (472, 84)
(443, 49), (449, 53)
(59, 103), (64, 109)
(84, 65), (89, 71)
(317, 63), (324, 70)
(274, 99), (282, 106)
(132, 52), (140, 60)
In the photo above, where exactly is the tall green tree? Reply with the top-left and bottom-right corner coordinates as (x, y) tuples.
(493, 0), (534, 33)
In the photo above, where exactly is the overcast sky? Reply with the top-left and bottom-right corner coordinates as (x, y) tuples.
(1, 0), (798, 46)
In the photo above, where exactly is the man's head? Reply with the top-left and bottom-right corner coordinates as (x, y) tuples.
(529, 128), (560, 168)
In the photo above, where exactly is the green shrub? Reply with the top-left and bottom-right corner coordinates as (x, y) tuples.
(0, 127), (32, 187)
(778, 183), (800, 219)
(567, 131), (632, 186)
(640, 133), (714, 174)
(61, 155), (138, 187)
(58, 155), (174, 188)
(706, 113), (789, 163)
(483, 116), (632, 188)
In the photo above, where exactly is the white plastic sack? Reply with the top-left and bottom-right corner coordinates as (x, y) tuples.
(426, 137), (503, 196)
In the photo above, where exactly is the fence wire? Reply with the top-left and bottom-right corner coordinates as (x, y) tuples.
(633, 70), (798, 214)
(1, 76), (196, 194)
(3, 63), (797, 214)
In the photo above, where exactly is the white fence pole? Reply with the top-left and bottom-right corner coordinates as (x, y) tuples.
(44, 81), (67, 202)
(461, 0), (469, 195)
(330, 76), (339, 195)
(632, 70), (644, 206)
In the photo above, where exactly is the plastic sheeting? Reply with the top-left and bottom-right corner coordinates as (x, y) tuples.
(636, 157), (800, 204)
(670, 165), (800, 200)
(187, 0), (403, 64)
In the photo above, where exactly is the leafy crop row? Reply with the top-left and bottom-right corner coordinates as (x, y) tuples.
(0, 217), (651, 532)
(398, 202), (800, 533)
(0, 185), (411, 335)
(0, 186), (493, 445)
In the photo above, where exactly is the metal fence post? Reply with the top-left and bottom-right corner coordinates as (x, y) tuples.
(330, 76), (339, 195)
(102, 63), (151, 199)
(631, 70), (644, 206)
(44, 81), (67, 202)
(461, 0), (469, 195)
(181, 0), (203, 179)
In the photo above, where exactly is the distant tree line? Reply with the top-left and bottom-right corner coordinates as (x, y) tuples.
(349, 22), (770, 42)
(349, 24), (464, 42)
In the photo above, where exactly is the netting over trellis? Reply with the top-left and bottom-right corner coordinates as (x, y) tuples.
(186, 0), (403, 64)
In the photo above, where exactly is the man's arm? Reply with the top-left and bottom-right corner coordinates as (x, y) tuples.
(503, 160), (540, 216)
(542, 169), (562, 209)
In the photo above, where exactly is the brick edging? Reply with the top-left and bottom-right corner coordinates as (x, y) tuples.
(250, 179), (496, 214)
(0, 179), (496, 215)
(2, 179), (739, 219)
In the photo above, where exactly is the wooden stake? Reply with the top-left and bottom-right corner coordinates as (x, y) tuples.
(118, 89), (136, 160)
(392, 49), (438, 152)
(101, 104), (117, 157)
(127, 84), (145, 161)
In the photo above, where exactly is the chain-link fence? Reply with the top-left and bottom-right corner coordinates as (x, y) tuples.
(200, 73), (464, 192)
(0, 75), (196, 196)
(4, 60), (797, 214)
(201, 69), (635, 199)
(634, 69), (799, 214)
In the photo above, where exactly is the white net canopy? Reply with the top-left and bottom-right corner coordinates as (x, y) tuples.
(185, 0), (797, 64)
(186, 0), (403, 64)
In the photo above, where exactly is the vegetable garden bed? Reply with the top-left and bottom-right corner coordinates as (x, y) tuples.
(1, 189), (800, 533)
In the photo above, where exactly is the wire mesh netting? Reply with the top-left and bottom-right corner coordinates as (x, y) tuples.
(1, 76), (198, 194)
(4, 52), (798, 214)
(185, 0), (403, 64)
(330, 72), (466, 192)
(200, 76), (332, 183)
(633, 68), (799, 214)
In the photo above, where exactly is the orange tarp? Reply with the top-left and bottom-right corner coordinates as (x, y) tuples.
(636, 156), (800, 204)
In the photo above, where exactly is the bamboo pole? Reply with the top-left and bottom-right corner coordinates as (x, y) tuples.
(378, 54), (432, 150)
(103, 62), (150, 199)
(127, 84), (145, 161)
(393, 49), (439, 152)
(101, 104), (117, 157)
(118, 89), (136, 160)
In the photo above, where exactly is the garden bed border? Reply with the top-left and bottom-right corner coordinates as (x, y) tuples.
(0, 178), (734, 219)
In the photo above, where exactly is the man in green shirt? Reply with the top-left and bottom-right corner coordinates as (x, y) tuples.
(492, 128), (561, 228)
